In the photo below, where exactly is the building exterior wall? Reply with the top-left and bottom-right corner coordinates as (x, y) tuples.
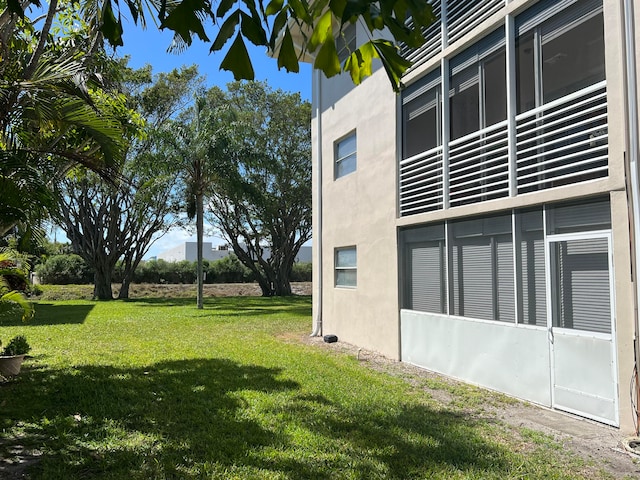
(312, 0), (640, 432)
(313, 43), (401, 358)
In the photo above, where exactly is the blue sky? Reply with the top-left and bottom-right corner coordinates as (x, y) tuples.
(55, 18), (313, 259)
(117, 18), (312, 100)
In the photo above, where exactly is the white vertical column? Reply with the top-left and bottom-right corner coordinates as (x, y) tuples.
(442, 57), (450, 209)
(506, 14), (517, 197)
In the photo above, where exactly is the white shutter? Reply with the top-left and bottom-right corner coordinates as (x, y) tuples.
(452, 241), (493, 320)
(556, 238), (611, 334)
(410, 243), (445, 313)
(497, 238), (515, 322)
(520, 235), (547, 326)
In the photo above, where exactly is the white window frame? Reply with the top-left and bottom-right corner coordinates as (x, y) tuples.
(335, 246), (357, 288)
(335, 132), (357, 179)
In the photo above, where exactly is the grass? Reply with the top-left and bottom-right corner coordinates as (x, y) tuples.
(0, 295), (619, 479)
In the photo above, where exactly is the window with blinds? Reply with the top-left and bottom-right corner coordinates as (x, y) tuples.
(402, 70), (442, 159)
(336, 23), (357, 64)
(553, 238), (611, 334)
(335, 247), (357, 287)
(335, 132), (357, 179)
(402, 224), (446, 313)
(400, 197), (611, 329)
(517, 210), (547, 327)
(449, 28), (506, 140)
(450, 214), (514, 322)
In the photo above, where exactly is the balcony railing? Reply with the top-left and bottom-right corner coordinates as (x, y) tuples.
(449, 119), (509, 206)
(515, 82), (608, 194)
(400, 146), (444, 216)
(398, 82), (609, 217)
(447, 0), (504, 44)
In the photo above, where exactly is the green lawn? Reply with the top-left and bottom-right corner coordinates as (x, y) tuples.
(0, 296), (616, 479)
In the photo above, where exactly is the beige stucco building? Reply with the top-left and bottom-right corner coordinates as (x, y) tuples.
(310, 0), (640, 433)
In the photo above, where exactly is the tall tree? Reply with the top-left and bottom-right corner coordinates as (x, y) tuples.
(164, 90), (233, 308)
(206, 81), (311, 296)
(58, 65), (202, 300)
(0, 0), (126, 237)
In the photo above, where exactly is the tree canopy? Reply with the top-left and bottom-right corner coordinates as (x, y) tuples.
(206, 81), (311, 296)
(4, 0), (435, 91)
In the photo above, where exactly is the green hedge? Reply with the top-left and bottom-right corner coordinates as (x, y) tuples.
(35, 254), (311, 284)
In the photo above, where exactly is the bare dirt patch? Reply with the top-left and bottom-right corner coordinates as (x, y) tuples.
(295, 335), (640, 479)
(36, 282), (312, 301)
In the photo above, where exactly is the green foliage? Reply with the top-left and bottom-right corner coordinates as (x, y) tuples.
(290, 262), (312, 282)
(208, 255), (254, 283)
(35, 254), (93, 285)
(205, 81), (311, 296)
(0, 249), (33, 322)
(6, 0), (436, 91)
(1, 334), (30, 356)
(124, 256), (253, 284)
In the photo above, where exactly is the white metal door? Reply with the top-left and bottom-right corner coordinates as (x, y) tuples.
(546, 232), (618, 426)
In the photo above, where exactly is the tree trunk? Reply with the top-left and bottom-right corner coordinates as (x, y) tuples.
(273, 277), (292, 296)
(118, 279), (131, 300)
(118, 266), (132, 299)
(93, 267), (113, 300)
(196, 191), (204, 309)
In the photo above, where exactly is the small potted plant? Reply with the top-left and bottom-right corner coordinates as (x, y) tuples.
(0, 335), (31, 376)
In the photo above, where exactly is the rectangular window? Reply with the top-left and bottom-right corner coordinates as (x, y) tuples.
(449, 28), (506, 140)
(335, 247), (357, 287)
(450, 213), (514, 322)
(335, 133), (356, 179)
(402, 70), (441, 158)
(400, 197), (611, 327)
(517, 209), (547, 327)
(516, 0), (605, 112)
(401, 224), (446, 313)
(337, 23), (357, 64)
(552, 237), (611, 334)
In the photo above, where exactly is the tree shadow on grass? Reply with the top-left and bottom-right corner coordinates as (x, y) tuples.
(128, 296), (312, 318)
(1, 359), (298, 479)
(1, 358), (519, 479)
(0, 303), (95, 327)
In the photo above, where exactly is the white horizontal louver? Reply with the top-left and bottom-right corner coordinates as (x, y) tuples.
(516, 82), (608, 194)
(447, 0), (504, 45)
(400, 146), (444, 215)
(448, 120), (509, 207)
(400, 0), (442, 71)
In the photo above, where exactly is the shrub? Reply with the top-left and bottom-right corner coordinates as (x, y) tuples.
(2, 335), (31, 356)
(291, 262), (312, 282)
(210, 255), (253, 283)
(35, 254), (93, 284)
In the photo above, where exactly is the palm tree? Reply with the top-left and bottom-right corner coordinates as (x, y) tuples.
(165, 92), (233, 308)
(0, 0), (126, 236)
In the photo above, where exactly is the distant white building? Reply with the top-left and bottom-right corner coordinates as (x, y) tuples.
(157, 242), (230, 262)
(157, 242), (312, 263)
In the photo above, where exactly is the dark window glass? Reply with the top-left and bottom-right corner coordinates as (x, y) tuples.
(516, 32), (536, 113)
(404, 87), (440, 158)
(450, 64), (479, 140)
(542, 13), (605, 103)
(484, 49), (507, 126)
